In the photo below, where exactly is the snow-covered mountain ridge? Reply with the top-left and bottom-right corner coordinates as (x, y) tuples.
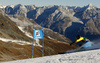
(1, 3), (100, 41)
(0, 4), (6, 8)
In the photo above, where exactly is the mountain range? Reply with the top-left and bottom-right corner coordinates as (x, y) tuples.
(0, 4), (77, 62)
(1, 3), (100, 41)
(0, 3), (100, 62)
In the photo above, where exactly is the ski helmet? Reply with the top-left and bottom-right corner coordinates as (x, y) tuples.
(76, 35), (81, 39)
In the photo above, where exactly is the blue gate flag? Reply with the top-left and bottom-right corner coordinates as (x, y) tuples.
(33, 30), (43, 39)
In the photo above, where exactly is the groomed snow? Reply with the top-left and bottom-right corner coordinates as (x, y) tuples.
(2, 40), (100, 63)
(3, 49), (100, 63)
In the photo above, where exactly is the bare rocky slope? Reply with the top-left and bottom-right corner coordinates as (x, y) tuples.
(0, 10), (76, 62)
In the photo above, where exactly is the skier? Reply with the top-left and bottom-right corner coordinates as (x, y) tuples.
(70, 35), (91, 48)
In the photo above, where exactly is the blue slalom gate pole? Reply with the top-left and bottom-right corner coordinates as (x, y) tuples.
(32, 25), (35, 58)
(42, 24), (44, 56)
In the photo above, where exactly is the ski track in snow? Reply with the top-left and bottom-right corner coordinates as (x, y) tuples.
(2, 40), (100, 63)
(3, 49), (100, 63)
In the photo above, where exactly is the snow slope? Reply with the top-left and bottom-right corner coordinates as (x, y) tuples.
(2, 39), (100, 63)
(2, 41), (100, 63)
(66, 41), (100, 53)
(3, 49), (100, 63)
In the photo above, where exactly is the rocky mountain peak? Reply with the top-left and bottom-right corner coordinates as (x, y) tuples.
(88, 3), (94, 6)
(0, 4), (6, 8)
(14, 4), (22, 9)
(86, 3), (96, 10)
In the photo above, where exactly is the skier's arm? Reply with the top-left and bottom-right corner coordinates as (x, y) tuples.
(75, 37), (84, 43)
(70, 41), (75, 45)
(70, 37), (84, 46)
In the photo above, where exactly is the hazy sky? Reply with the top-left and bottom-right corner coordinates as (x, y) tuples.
(0, 0), (100, 8)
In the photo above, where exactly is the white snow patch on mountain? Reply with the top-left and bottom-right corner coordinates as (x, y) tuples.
(18, 26), (42, 47)
(0, 37), (31, 45)
(10, 17), (33, 26)
(87, 3), (96, 10)
(0, 26), (42, 47)
(6, 5), (15, 8)
(35, 39), (42, 47)
(0, 4), (6, 8)
(18, 26), (33, 38)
